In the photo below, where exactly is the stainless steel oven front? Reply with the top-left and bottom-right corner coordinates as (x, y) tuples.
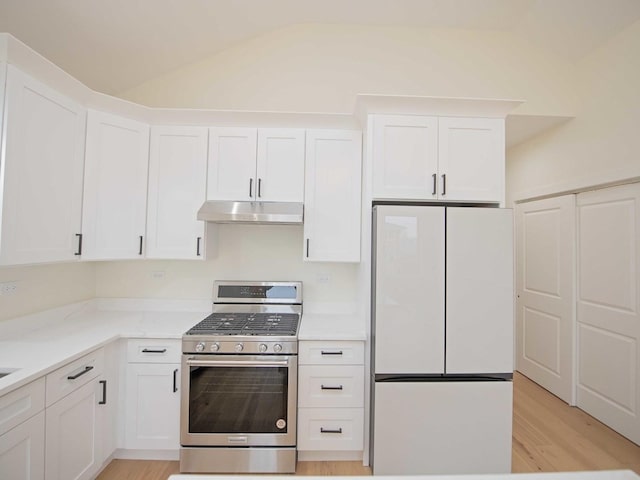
(180, 353), (297, 447)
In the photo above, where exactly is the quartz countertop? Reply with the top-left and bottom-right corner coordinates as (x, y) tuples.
(298, 312), (366, 341)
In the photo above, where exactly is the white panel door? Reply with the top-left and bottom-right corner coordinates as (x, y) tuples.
(438, 117), (504, 203)
(124, 363), (180, 450)
(256, 129), (305, 202)
(147, 126), (208, 259)
(446, 207), (513, 374)
(304, 130), (362, 262)
(576, 183), (640, 445)
(0, 412), (45, 480)
(373, 381), (512, 474)
(0, 66), (86, 265)
(374, 205), (445, 374)
(207, 127), (257, 201)
(372, 115), (438, 200)
(516, 195), (576, 404)
(82, 110), (149, 260)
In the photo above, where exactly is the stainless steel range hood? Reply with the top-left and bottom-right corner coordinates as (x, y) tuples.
(197, 201), (303, 225)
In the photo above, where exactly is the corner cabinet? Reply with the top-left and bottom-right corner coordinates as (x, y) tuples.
(207, 128), (305, 202)
(0, 65), (86, 265)
(372, 114), (504, 203)
(82, 110), (150, 260)
(304, 130), (362, 262)
(146, 126), (208, 260)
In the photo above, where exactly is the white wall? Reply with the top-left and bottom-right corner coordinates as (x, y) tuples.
(506, 19), (640, 204)
(95, 224), (358, 311)
(118, 24), (576, 117)
(0, 263), (95, 322)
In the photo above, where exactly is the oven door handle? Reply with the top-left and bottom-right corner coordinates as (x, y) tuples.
(186, 359), (289, 367)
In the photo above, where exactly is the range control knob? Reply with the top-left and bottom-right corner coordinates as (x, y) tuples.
(259, 344), (268, 353)
(195, 342), (205, 352)
(235, 343), (244, 352)
(210, 342), (220, 352)
(273, 343), (283, 353)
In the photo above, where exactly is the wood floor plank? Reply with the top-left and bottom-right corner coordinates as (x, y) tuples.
(97, 373), (640, 480)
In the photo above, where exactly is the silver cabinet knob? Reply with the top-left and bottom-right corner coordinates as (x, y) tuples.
(195, 342), (205, 352)
(259, 344), (268, 353)
(210, 342), (220, 352)
(235, 343), (244, 352)
(273, 344), (283, 353)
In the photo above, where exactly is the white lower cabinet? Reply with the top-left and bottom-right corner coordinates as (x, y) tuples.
(124, 339), (181, 453)
(0, 411), (45, 480)
(297, 341), (364, 459)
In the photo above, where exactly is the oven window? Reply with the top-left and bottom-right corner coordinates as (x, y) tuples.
(189, 365), (288, 434)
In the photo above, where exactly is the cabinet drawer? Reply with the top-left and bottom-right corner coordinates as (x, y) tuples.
(45, 349), (104, 407)
(297, 408), (364, 451)
(127, 339), (181, 363)
(299, 366), (364, 408)
(299, 341), (364, 365)
(0, 378), (45, 436)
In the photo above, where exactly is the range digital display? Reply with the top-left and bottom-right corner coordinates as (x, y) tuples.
(218, 285), (297, 300)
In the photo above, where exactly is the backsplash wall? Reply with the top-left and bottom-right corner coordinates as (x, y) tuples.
(95, 224), (359, 311)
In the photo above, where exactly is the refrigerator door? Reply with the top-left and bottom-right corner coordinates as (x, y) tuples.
(372, 380), (513, 474)
(373, 205), (445, 374)
(446, 207), (514, 374)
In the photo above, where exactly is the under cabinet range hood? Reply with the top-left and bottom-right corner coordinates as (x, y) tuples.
(197, 200), (303, 225)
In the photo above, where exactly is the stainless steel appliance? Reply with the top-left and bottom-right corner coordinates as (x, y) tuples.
(180, 281), (302, 473)
(371, 205), (514, 475)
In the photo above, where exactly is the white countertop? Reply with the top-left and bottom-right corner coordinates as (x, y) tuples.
(169, 471), (640, 480)
(299, 312), (366, 341)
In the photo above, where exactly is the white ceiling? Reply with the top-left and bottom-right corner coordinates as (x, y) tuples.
(1, 0), (639, 95)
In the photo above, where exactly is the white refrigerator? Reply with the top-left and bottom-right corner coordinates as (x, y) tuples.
(371, 205), (514, 475)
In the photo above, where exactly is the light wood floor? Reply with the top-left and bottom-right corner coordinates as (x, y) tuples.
(98, 372), (640, 480)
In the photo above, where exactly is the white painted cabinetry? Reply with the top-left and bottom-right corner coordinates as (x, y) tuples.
(372, 114), (504, 203)
(147, 126), (208, 259)
(0, 378), (46, 480)
(124, 339), (180, 454)
(207, 128), (305, 202)
(44, 349), (107, 480)
(304, 130), (362, 262)
(297, 341), (364, 458)
(82, 110), (149, 260)
(0, 65), (86, 265)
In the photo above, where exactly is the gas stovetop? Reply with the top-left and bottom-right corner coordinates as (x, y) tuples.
(185, 312), (300, 336)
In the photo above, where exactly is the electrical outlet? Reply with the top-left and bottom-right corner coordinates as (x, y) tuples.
(0, 281), (18, 295)
(316, 273), (330, 284)
(151, 271), (166, 279)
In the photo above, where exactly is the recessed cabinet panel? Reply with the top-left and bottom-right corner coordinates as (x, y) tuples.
(0, 66), (86, 265)
(256, 129), (305, 202)
(82, 110), (149, 260)
(304, 130), (362, 262)
(0, 411), (45, 480)
(207, 128), (257, 201)
(147, 126), (208, 259)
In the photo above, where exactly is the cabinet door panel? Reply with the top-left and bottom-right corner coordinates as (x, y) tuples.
(256, 129), (305, 202)
(446, 207), (514, 374)
(372, 115), (438, 200)
(0, 411), (45, 480)
(304, 130), (361, 262)
(207, 128), (257, 201)
(438, 117), (504, 202)
(374, 205), (445, 374)
(82, 110), (149, 260)
(0, 66), (85, 265)
(147, 126), (207, 259)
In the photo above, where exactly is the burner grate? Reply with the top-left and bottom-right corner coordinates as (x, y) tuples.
(186, 312), (299, 336)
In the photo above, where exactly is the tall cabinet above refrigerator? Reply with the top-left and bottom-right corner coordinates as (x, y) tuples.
(371, 205), (514, 475)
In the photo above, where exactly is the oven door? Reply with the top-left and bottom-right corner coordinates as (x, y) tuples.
(181, 354), (297, 447)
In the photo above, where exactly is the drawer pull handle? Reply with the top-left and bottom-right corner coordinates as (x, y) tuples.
(320, 427), (343, 434)
(99, 380), (107, 405)
(142, 348), (167, 353)
(67, 365), (94, 380)
(173, 368), (179, 393)
(321, 350), (343, 356)
(321, 385), (344, 390)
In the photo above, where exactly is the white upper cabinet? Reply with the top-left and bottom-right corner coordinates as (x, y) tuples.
(82, 110), (150, 260)
(372, 115), (438, 200)
(304, 130), (362, 262)
(207, 127), (305, 202)
(0, 65), (86, 265)
(147, 126), (208, 259)
(372, 114), (504, 203)
(438, 117), (504, 203)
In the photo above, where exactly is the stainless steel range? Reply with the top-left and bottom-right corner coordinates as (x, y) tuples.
(180, 281), (302, 474)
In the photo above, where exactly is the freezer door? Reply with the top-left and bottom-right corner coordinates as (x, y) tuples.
(372, 380), (513, 475)
(446, 207), (514, 374)
(373, 205), (445, 374)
